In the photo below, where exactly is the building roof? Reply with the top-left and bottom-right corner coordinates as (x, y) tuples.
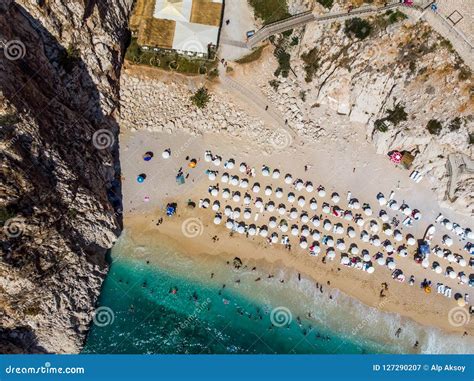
(133, 0), (223, 54)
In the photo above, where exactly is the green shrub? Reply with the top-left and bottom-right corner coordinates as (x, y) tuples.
(248, 0), (290, 25)
(448, 117), (461, 131)
(426, 119), (443, 135)
(274, 49), (291, 78)
(317, 0), (333, 8)
(374, 119), (388, 132)
(301, 47), (320, 82)
(59, 44), (81, 73)
(191, 87), (211, 108)
(235, 46), (265, 64)
(385, 103), (408, 126)
(344, 18), (372, 40)
(388, 10), (407, 25)
(269, 79), (280, 90)
(0, 113), (20, 126)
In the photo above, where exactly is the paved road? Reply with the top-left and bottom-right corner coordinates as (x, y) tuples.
(247, 2), (402, 48)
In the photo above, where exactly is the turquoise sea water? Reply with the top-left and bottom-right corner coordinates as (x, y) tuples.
(83, 232), (472, 354)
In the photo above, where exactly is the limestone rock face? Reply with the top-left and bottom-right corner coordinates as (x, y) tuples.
(0, 0), (133, 353)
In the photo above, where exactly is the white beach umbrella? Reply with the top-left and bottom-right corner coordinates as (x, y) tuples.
(398, 248), (408, 257)
(323, 220), (332, 231)
(421, 258), (430, 268)
(383, 227), (393, 236)
(326, 248), (335, 260)
(278, 205), (286, 215)
(211, 188), (219, 197)
(331, 193), (340, 204)
(377, 256), (385, 266)
(202, 199), (210, 208)
(248, 225), (257, 236)
(269, 218), (277, 229)
(380, 211), (389, 223)
(291, 226), (299, 236)
(225, 159), (235, 169)
(255, 199), (263, 209)
(267, 202), (275, 212)
(446, 253), (455, 263)
(221, 173), (229, 183)
(204, 151), (212, 162)
(243, 210), (252, 220)
(311, 216), (320, 227)
(260, 227), (269, 237)
(443, 235), (453, 247)
(363, 253), (371, 262)
(460, 274), (468, 284)
(435, 248), (444, 258)
(264, 186), (272, 196)
(466, 229), (474, 240)
(275, 188), (283, 198)
(444, 220), (453, 231)
(232, 210), (240, 219)
(295, 180), (304, 191)
(413, 210), (422, 220)
(213, 215), (222, 225)
(326, 237), (334, 247)
(239, 179), (249, 188)
(361, 231), (370, 242)
(232, 193), (241, 203)
(341, 257), (350, 265)
(335, 224), (344, 235)
(318, 188), (326, 197)
(237, 225), (245, 234)
(252, 184), (260, 193)
(388, 200), (399, 211)
(377, 193), (386, 205)
(271, 233), (278, 243)
(312, 230), (321, 241)
(162, 149), (171, 159)
(394, 230), (403, 242)
(208, 172), (216, 181)
(448, 270), (457, 279)
(350, 245), (359, 255)
(372, 237), (381, 247)
(367, 266), (375, 274)
(312, 244), (322, 255)
(402, 206), (412, 216)
(306, 182), (314, 193)
(287, 193), (296, 203)
(212, 156), (221, 166)
(322, 204), (331, 214)
(244, 194), (251, 205)
(363, 206), (373, 216)
(300, 240), (308, 249)
(222, 189), (230, 199)
(387, 261), (396, 270)
(301, 213), (309, 224)
(290, 208), (298, 220)
(301, 227), (310, 237)
(435, 265), (443, 274)
(351, 200), (360, 210)
(224, 206), (232, 217)
(279, 223), (289, 233)
(239, 163), (247, 173)
(407, 236), (416, 246)
(337, 241), (346, 251)
(310, 199), (318, 210)
(355, 217), (365, 227)
(347, 227), (356, 239)
(212, 201), (220, 211)
(344, 211), (353, 221)
(230, 176), (239, 186)
(272, 169), (280, 179)
(225, 220), (234, 229)
(284, 174), (293, 184)
(370, 220), (379, 233)
(298, 197), (306, 207)
(262, 166), (270, 177)
(458, 258), (467, 267)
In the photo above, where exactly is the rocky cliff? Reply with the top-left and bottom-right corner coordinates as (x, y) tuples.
(0, 0), (133, 353)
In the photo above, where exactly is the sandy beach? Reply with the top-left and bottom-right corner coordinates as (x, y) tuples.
(119, 128), (473, 339)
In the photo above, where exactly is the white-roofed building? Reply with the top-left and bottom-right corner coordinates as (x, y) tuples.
(133, 0), (223, 58)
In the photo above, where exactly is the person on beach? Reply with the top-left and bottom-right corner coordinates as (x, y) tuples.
(395, 328), (402, 338)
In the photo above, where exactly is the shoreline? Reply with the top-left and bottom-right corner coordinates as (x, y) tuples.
(123, 211), (473, 340)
